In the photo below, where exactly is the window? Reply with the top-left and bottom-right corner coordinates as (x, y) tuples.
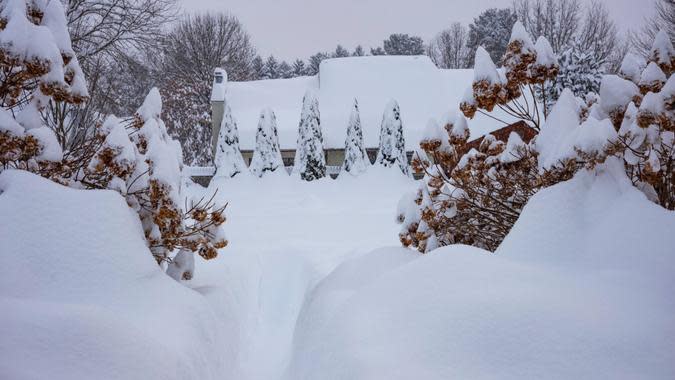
(215, 75), (223, 84)
(283, 156), (294, 167)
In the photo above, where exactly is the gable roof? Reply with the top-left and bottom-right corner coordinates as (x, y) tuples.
(225, 56), (524, 151)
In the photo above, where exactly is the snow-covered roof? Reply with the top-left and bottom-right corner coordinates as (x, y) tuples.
(226, 56), (519, 150)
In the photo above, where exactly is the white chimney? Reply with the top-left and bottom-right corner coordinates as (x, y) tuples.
(211, 68), (227, 158)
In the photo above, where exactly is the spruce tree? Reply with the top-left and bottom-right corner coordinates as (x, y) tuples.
(249, 108), (284, 177)
(376, 100), (409, 175)
(293, 90), (326, 181)
(214, 103), (247, 178)
(292, 59), (306, 76)
(341, 98), (369, 175)
(541, 39), (603, 112)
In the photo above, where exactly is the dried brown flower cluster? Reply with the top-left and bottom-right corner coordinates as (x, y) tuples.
(1, 1), (227, 279)
(603, 32), (674, 209)
(399, 117), (573, 253)
(460, 23), (559, 130)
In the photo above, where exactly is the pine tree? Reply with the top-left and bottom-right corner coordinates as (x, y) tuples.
(376, 100), (409, 175)
(251, 56), (265, 79)
(370, 47), (386, 56)
(541, 39), (603, 112)
(466, 8), (518, 66)
(249, 108), (284, 177)
(214, 103), (247, 178)
(307, 52), (329, 75)
(352, 45), (365, 56)
(341, 98), (369, 175)
(293, 90), (326, 181)
(383, 34), (425, 55)
(264, 55), (279, 79)
(278, 61), (293, 78)
(333, 44), (350, 58)
(292, 59), (307, 76)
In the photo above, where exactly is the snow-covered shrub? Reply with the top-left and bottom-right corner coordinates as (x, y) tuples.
(376, 100), (409, 175)
(526, 31), (674, 210)
(0, 0), (227, 279)
(341, 98), (369, 175)
(293, 90), (326, 181)
(400, 22), (575, 253)
(86, 89), (228, 265)
(0, 0), (87, 171)
(250, 108), (284, 177)
(214, 102), (246, 178)
(460, 22), (559, 129)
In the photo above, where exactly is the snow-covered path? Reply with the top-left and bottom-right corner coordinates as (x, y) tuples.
(187, 170), (416, 379)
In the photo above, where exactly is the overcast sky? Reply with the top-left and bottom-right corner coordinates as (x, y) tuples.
(180, 0), (652, 61)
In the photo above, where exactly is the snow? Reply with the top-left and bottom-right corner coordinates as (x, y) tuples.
(136, 87), (162, 121)
(498, 131), (525, 163)
(509, 21), (534, 51)
(536, 89), (580, 169)
(3, 151), (674, 379)
(599, 75), (640, 114)
(0, 107), (24, 136)
(473, 46), (501, 84)
(650, 29), (674, 66)
(640, 61), (667, 88)
(639, 91), (664, 115)
(26, 126), (63, 161)
(0, 170), (226, 380)
(226, 57), (522, 151)
(619, 53), (646, 83)
(534, 36), (556, 67)
(285, 159), (675, 380)
(211, 68), (227, 102)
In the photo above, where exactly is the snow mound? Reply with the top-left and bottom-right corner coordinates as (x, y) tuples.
(286, 162), (675, 380)
(0, 170), (226, 380)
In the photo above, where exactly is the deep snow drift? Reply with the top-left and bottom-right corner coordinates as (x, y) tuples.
(2, 161), (673, 379)
(285, 161), (675, 379)
(0, 170), (228, 380)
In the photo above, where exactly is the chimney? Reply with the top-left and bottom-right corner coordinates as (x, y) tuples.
(210, 68), (227, 159)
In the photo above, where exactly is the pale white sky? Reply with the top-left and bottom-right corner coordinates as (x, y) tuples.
(179, 0), (652, 61)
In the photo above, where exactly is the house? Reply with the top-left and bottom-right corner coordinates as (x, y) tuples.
(206, 55), (525, 179)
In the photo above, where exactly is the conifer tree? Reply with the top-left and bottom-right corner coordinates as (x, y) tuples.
(214, 103), (246, 178)
(249, 108), (284, 177)
(292, 59), (307, 76)
(341, 98), (369, 175)
(376, 100), (409, 175)
(293, 90), (326, 181)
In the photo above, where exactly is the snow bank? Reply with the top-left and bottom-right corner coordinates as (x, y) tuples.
(227, 57), (524, 151)
(0, 170), (226, 380)
(286, 161), (675, 379)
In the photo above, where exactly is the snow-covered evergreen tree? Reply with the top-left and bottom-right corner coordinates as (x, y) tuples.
(333, 45), (350, 58)
(278, 61), (293, 78)
(251, 56), (265, 79)
(376, 100), (409, 175)
(249, 108), (284, 177)
(264, 55), (280, 79)
(341, 99), (369, 175)
(214, 103), (246, 178)
(541, 39), (603, 112)
(293, 90), (326, 181)
(292, 59), (306, 76)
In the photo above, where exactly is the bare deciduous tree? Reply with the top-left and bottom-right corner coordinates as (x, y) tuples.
(158, 13), (257, 165)
(630, 0), (675, 57)
(428, 23), (470, 69)
(513, 0), (580, 54)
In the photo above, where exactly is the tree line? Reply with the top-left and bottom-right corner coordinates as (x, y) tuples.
(54, 0), (673, 167)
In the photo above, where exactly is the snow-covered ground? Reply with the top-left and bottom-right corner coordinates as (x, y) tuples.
(2, 162), (674, 379)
